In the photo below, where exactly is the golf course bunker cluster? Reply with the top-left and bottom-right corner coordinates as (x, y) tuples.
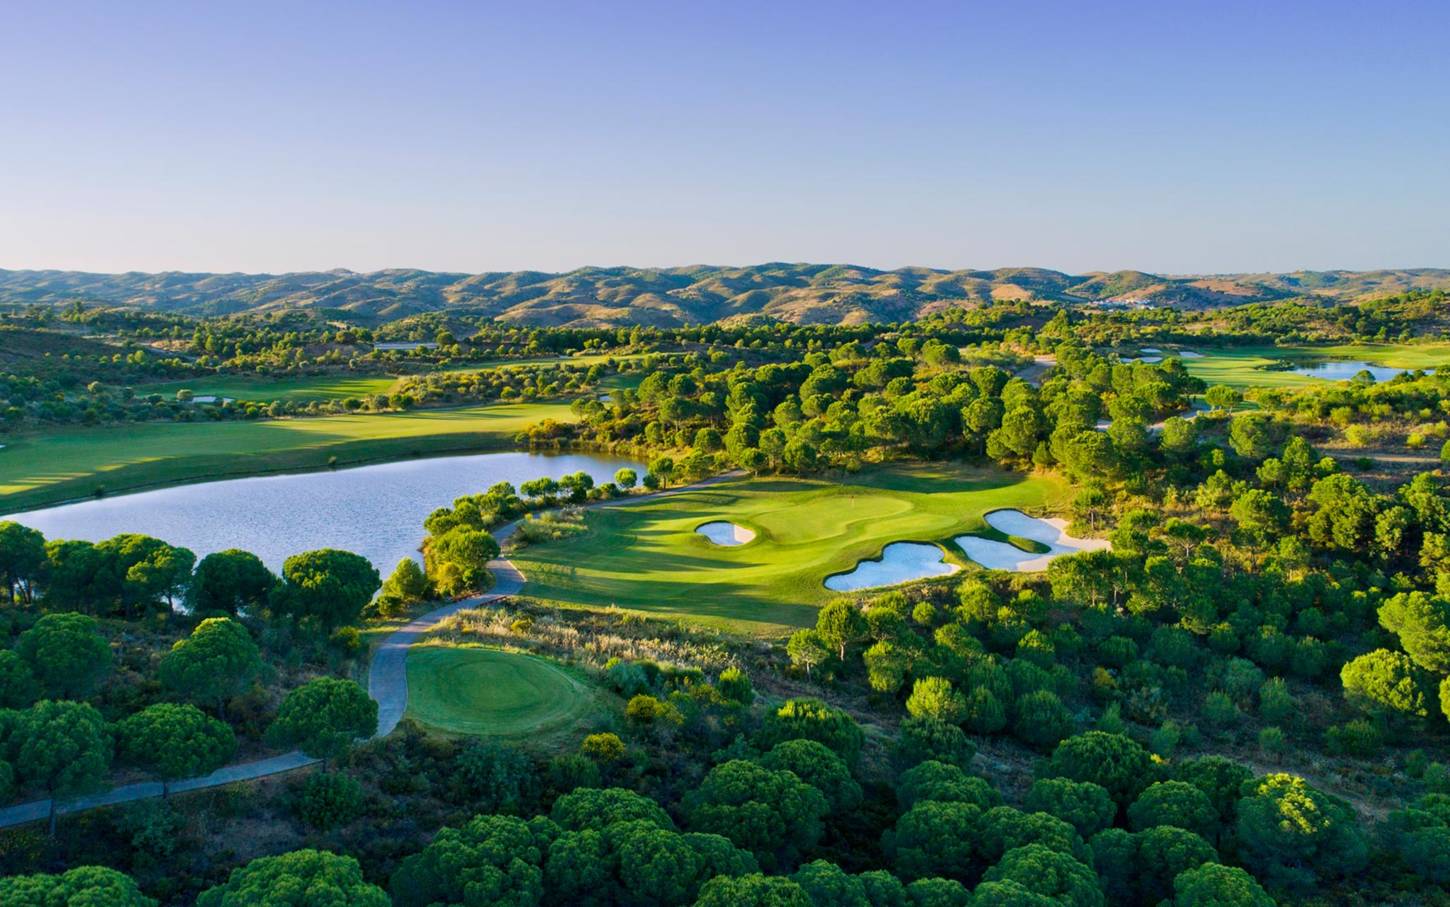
(956, 509), (1111, 572)
(696, 520), (756, 546)
(824, 542), (961, 592)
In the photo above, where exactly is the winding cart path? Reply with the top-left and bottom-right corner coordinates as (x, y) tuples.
(0, 472), (740, 829)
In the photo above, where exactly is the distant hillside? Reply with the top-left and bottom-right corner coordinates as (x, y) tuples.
(1, 264), (1446, 327)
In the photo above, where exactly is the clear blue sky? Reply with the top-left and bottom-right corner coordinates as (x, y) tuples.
(2, 0), (1446, 275)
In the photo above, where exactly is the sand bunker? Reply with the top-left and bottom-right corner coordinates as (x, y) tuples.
(955, 509), (1111, 572)
(697, 521), (756, 546)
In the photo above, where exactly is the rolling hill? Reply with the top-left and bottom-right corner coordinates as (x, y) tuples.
(0, 264), (1446, 327)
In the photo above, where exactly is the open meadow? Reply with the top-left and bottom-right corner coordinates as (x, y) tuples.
(510, 463), (1070, 635)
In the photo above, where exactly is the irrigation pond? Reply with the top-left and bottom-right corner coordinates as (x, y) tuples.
(4, 450), (640, 571)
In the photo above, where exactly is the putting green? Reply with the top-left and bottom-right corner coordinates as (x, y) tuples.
(405, 646), (606, 739)
(511, 463), (1069, 635)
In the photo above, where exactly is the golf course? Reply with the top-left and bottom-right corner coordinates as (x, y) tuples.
(510, 463), (1070, 634)
(127, 352), (662, 403)
(403, 646), (610, 739)
(138, 373), (403, 402)
(1179, 342), (1450, 388)
(0, 400), (576, 511)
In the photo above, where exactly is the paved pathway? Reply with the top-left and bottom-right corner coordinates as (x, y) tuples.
(0, 471), (741, 828)
(370, 524), (525, 737)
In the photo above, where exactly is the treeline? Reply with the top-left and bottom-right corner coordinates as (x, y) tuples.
(0, 524), (381, 630)
(561, 337), (1201, 480)
(0, 522), (395, 851)
(2, 686), (1386, 905)
(405, 468), (643, 603)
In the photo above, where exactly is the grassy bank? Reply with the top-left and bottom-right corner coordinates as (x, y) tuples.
(0, 400), (575, 512)
(510, 463), (1069, 636)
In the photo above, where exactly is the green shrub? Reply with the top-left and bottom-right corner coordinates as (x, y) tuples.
(894, 716), (976, 771)
(1011, 690), (1073, 750)
(1325, 720), (1382, 757)
(1201, 692), (1241, 732)
(1257, 677), (1294, 725)
(1023, 778), (1116, 838)
(296, 772), (364, 830)
(1257, 726), (1287, 754)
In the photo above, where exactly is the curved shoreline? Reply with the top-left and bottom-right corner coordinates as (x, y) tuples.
(0, 399), (586, 515)
(0, 472), (742, 829)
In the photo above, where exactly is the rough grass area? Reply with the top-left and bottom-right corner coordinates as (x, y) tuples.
(404, 645), (608, 739)
(1181, 342), (1450, 388)
(0, 400), (576, 511)
(510, 463), (1069, 636)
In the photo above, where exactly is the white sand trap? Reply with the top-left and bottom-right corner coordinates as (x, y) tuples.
(824, 542), (960, 592)
(1131, 355), (1163, 364)
(955, 509), (1111, 573)
(1140, 347), (1161, 354)
(697, 521), (756, 546)
(1177, 350), (1204, 358)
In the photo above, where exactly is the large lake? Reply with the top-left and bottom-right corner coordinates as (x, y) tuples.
(3, 451), (639, 572)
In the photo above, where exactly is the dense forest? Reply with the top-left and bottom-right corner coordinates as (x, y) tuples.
(1, 290), (1450, 904)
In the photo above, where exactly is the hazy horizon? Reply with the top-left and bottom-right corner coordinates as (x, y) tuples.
(3, 261), (1449, 280)
(3, 0), (1447, 276)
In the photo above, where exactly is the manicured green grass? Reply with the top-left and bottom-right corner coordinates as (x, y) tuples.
(405, 645), (610, 739)
(1306, 342), (1450, 368)
(1180, 342), (1450, 388)
(0, 400), (576, 511)
(130, 353), (659, 402)
(136, 374), (403, 402)
(510, 463), (1069, 635)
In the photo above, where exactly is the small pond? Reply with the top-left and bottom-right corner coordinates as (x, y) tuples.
(3, 451), (640, 572)
(1290, 360), (1430, 382)
(696, 521), (755, 546)
(955, 509), (1111, 573)
(824, 542), (960, 592)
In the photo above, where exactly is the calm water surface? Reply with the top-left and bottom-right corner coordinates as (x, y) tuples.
(4, 451), (639, 571)
(1290, 360), (1430, 382)
(824, 542), (960, 592)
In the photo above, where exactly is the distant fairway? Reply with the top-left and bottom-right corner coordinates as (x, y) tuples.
(404, 646), (607, 739)
(511, 463), (1070, 635)
(0, 400), (575, 511)
(1181, 342), (1450, 388)
(131, 353), (657, 402)
(137, 374), (402, 402)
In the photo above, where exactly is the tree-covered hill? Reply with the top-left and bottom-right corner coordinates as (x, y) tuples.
(2, 264), (1448, 326)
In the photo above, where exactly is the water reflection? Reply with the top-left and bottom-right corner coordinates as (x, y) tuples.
(4, 451), (639, 571)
